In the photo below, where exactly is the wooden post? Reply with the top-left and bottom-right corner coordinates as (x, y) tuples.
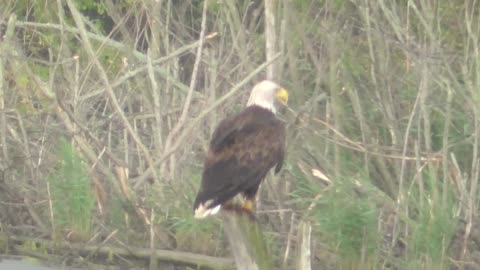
(296, 221), (312, 270)
(222, 212), (273, 270)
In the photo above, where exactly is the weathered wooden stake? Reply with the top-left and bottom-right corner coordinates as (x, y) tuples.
(296, 221), (312, 270)
(222, 212), (273, 270)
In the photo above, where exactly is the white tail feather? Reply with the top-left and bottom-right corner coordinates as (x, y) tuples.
(194, 203), (221, 219)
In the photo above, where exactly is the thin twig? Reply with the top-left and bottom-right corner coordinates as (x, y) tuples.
(46, 181), (55, 238)
(23, 197), (47, 232)
(282, 212), (296, 269)
(0, 14), (17, 163)
(308, 115), (440, 162)
(147, 48), (164, 151)
(9, 109), (35, 181)
(177, 0), (209, 131)
(78, 32), (218, 102)
(391, 82), (422, 249)
(442, 83), (453, 206)
(162, 0), (210, 178)
(15, 20), (217, 102)
(149, 209), (157, 270)
(66, 0), (158, 182)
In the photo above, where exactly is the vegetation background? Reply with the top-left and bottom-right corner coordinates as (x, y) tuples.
(0, 0), (479, 269)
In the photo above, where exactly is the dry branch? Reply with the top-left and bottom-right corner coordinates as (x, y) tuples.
(14, 20), (217, 102)
(162, 0), (210, 175)
(10, 235), (234, 270)
(66, 0), (158, 182)
(0, 15), (15, 163)
(264, 0), (277, 80)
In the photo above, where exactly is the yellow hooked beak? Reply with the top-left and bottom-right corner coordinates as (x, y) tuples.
(276, 88), (289, 105)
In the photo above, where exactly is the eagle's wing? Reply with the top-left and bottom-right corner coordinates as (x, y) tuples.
(193, 108), (285, 216)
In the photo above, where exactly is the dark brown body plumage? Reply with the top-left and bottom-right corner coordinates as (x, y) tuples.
(193, 105), (286, 214)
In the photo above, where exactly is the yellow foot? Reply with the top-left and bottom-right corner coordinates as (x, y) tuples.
(241, 199), (254, 212)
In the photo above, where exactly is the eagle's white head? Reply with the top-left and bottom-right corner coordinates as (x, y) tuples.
(247, 80), (289, 114)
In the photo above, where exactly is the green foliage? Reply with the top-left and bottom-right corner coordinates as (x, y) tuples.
(17, 240), (48, 257)
(406, 172), (458, 269)
(75, 0), (109, 31)
(152, 170), (222, 254)
(76, 0), (106, 15)
(294, 171), (379, 267)
(48, 139), (95, 241)
(316, 180), (379, 262)
(107, 195), (126, 229)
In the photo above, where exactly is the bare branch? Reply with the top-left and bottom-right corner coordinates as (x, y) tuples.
(0, 14), (17, 163)
(66, 0), (158, 181)
(163, 0), (210, 168)
(264, 0), (277, 80)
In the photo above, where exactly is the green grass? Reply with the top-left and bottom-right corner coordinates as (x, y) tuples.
(151, 169), (223, 255)
(294, 164), (459, 270)
(316, 179), (379, 268)
(48, 139), (95, 241)
(293, 166), (380, 269)
(405, 171), (458, 270)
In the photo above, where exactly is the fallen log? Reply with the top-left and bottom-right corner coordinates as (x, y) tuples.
(8, 235), (234, 270)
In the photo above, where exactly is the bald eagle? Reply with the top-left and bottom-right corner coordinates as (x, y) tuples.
(193, 80), (288, 218)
